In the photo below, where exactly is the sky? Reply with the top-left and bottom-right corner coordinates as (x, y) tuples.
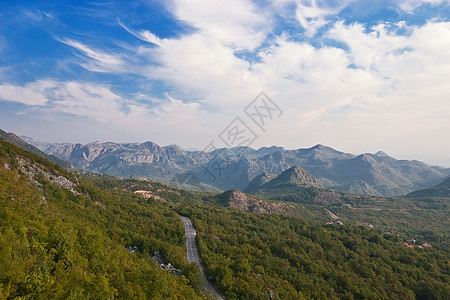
(0, 0), (450, 166)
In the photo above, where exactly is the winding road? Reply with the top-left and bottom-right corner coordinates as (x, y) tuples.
(180, 216), (224, 300)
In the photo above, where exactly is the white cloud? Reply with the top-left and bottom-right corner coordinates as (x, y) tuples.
(274, 0), (353, 36)
(118, 19), (164, 46)
(398, 0), (450, 12)
(0, 81), (127, 121)
(60, 39), (127, 73)
(0, 80), (56, 105)
(45, 2), (450, 158)
(294, 0), (334, 36)
(170, 0), (269, 50)
(307, 20), (450, 156)
(0, 80), (218, 146)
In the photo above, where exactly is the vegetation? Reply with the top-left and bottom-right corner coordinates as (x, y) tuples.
(178, 205), (450, 299)
(0, 138), (203, 299)
(250, 180), (450, 248)
(1, 137), (449, 299)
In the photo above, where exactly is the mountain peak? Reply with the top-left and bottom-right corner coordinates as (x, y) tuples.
(163, 144), (184, 151)
(374, 151), (391, 158)
(312, 144), (331, 151)
(275, 166), (323, 188)
(140, 141), (161, 150)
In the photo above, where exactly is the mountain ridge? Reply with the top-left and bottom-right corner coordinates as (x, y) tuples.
(26, 137), (450, 197)
(406, 177), (450, 198)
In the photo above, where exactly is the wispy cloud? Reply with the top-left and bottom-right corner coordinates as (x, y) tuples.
(117, 19), (164, 46)
(0, 81), (56, 105)
(23, 9), (54, 22)
(60, 39), (126, 72)
(273, 0), (355, 36)
(398, 0), (450, 12)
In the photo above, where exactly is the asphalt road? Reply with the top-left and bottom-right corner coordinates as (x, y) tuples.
(180, 216), (224, 300)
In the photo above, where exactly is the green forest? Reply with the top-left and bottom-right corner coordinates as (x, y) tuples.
(0, 139), (203, 299)
(179, 205), (449, 299)
(1, 137), (449, 299)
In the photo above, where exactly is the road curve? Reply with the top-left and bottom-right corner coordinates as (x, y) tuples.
(180, 216), (224, 300)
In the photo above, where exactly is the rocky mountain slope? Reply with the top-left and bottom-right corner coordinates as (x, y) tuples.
(406, 177), (450, 198)
(245, 166), (343, 206)
(265, 165), (323, 188)
(27, 138), (450, 197)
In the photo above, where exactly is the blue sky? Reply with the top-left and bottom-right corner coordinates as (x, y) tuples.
(1, 0), (450, 166)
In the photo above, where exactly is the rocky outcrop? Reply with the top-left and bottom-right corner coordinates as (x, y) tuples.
(17, 157), (79, 195)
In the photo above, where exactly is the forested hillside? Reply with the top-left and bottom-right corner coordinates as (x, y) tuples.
(0, 138), (202, 299)
(179, 205), (450, 299)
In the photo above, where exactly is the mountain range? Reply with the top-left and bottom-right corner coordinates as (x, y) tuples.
(23, 136), (450, 197)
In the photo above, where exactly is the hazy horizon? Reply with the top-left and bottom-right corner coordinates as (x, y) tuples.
(6, 129), (448, 168)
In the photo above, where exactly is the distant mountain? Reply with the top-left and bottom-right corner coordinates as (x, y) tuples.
(27, 137), (450, 197)
(266, 166), (323, 188)
(406, 177), (450, 198)
(244, 172), (277, 194)
(244, 166), (342, 206)
(191, 145), (450, 196)
(246, 166), (322, 193)
(339, 180), (382, 196)
(0, 129), (72, 168)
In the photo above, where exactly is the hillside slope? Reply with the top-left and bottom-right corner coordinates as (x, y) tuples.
(0, 129), (72, 168)
(0, 138), (202, 299)
(406, 177), (450, 198)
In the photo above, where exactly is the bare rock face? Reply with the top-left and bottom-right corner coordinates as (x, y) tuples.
(17, 157), (80, 195)
(338, 180), (382, 196)
(224, 190), (260, 212)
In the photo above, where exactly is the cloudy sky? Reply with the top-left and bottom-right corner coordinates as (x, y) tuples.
(0, 0), (449, 165)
